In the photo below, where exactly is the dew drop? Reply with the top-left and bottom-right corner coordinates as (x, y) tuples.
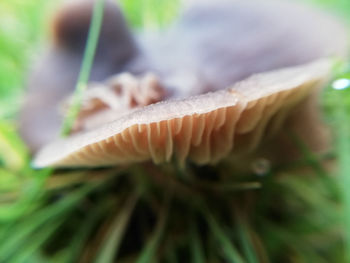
(252, 158), (271, 176)
(332, 78), (350, 90)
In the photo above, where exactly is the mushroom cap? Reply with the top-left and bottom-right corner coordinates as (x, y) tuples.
(33, 59), (333, 168)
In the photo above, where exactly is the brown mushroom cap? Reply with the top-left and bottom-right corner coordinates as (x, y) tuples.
(33, 59), (333, 168)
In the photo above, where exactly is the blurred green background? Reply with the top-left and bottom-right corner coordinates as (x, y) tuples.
(1, 0), (350, 262)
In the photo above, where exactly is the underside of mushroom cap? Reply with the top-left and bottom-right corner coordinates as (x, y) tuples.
(33, 59), (333, 168)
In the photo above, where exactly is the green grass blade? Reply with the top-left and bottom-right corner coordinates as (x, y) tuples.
(135, 197), (170, 263)
(0, 183), (98, 261)
(61, 0), (105, 135)
(165, 245), (178, 263)
(190, 218), (205, 263)
(11, 218), (64, 263)
(203, 208), (245, 263)
(95, 193), (139, 263)
(0, 121), (28, 171)
(288, 132), (339, 197)
(0, 168), (50, 222)
(334, 90), (350, 262)
(65, 199), (114, 263)
(236, 218), (259, 263)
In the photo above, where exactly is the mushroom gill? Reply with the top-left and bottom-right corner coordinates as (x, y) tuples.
(33, 59), (332, 168)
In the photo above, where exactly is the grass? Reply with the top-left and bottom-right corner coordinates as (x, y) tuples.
(120, 0), (180, 30)
(61, 0), (105, 136)
(0, 0), (55, 119)
(323, 66), (350, 262)
(0, 0), (350, 262)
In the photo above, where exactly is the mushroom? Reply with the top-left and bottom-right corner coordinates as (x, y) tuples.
(19, 0), (349, 153)
(33, 59), (333, 168)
